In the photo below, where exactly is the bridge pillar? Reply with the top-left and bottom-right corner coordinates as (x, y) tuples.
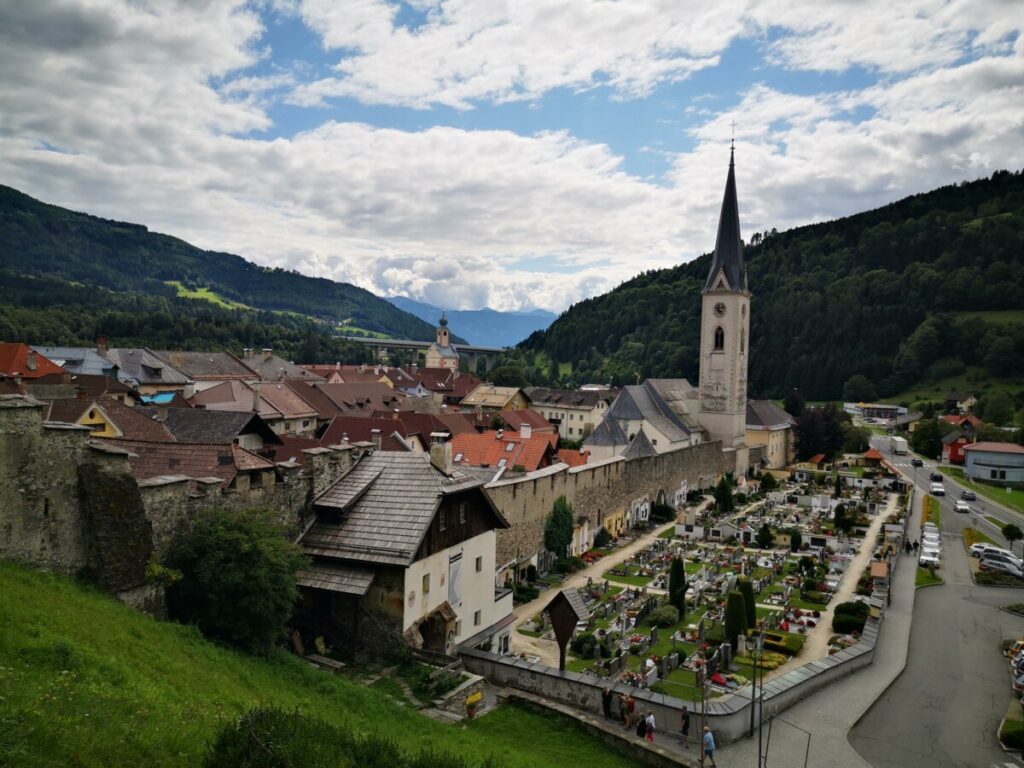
(484, 354), (497, 373)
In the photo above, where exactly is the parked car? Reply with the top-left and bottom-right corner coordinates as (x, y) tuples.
(919, 553), (941, 568)
(911, 458), (924, 467)
(974, 544), (1022, 565)
(954, 500), (971, 513)
(982, 552), (1023, 570)
(961, 490), (977, 501)
(980, 558), (1024, 578)
(930, 472), (944, 482)
(929, 482), (946, 496)
(970, 543), (992, 558)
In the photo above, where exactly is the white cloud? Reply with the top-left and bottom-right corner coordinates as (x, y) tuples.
(1, 0), (1023, 317)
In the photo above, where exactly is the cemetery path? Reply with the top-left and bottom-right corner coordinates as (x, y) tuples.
(764, 492), (898, 678)
(509, 520), (678, 664)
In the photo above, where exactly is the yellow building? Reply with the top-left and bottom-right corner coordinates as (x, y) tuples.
(745, 399), (795, 469)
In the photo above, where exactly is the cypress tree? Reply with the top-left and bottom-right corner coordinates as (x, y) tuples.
(737, 578), (756, 630)
(724, 591), (747, 651)
(668, 557), (687, 618)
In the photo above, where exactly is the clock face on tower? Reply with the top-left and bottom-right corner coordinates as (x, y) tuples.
(714, 302), (726, 317)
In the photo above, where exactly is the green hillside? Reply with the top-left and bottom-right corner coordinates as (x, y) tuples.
(524, 170), (1024, 399)
(0, 185), (447, 346)
(0, 560), (632, 768)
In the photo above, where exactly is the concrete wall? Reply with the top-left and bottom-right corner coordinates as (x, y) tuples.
(488, 441), (732, 567)
(461, 616), (880, 744)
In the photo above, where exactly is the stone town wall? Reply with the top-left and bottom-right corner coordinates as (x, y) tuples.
(488, 440), (732, 566)
(0, 397), (367, 608)
(0, 403), (91, 573)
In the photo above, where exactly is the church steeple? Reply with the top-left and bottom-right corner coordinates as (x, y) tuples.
(704, 144), (746, 293)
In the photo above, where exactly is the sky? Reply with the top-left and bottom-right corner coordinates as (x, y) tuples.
(1, 1), (1022, 313)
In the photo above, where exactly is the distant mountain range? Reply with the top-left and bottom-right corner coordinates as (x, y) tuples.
(387, 296), (556, 347)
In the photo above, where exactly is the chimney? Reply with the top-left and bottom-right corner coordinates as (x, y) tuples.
(411, 363), (418, 374)
(25, 350), (37, 372)
(520, 423), (532, 439)
(156, 404), (168, 422)
(430, 441), (453, 474)
(342, 432), (349, 445)
(252, 381), (261, 413)
(496, 429), (504, 439)
(96, 336), (107, 354)
(393, 408), (399, 420)
(475, 405), (483, 420)
(370, 428), (382, 451)
(261, 348), (273, 363)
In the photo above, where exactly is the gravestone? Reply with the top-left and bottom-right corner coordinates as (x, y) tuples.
(650, 626), (659, 645)
(658, 656), (667, 677)
(736, 634), (746, 656)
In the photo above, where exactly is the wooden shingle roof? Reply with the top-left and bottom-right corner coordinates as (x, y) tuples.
(303, 452), (502, 567)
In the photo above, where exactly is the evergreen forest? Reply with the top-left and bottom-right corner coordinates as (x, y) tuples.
(0, 185), (444, 355)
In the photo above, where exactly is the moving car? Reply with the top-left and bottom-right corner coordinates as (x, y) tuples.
(961, 490), (977, 501)
(954, 500), (971, 513)
(930, 472), (944, 482)
(929, 482), (945, 496)
(911, 458), (924, 467)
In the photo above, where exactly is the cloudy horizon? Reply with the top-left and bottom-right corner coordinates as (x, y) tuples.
(1, 0), (1022, 313)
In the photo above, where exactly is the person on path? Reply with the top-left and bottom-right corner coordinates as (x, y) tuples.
(680, 705), (691, 748)
(626, 694), (636, 729)
(618, 693), (627, 726)
(645, 712), (655, 743)
(601, 687), (613, 719)
(635, 712), (647, 740)
(913, 539), (919, 553)
(703, 726), (718, 767)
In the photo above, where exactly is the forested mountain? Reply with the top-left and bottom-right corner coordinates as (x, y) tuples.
(523, 170), (1024, 399)
(387, 295), (556, 347)
(0, 185), (438, 347)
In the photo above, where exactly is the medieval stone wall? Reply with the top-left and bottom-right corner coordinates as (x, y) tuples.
(0, 403), (90, 573)
(488, 440), (731, 566)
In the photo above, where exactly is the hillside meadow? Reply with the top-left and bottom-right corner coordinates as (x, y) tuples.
(0, 561), (634, 768)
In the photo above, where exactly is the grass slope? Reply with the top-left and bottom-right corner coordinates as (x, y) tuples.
(165, 280), (251, 310)
(0, 562), (633, 768)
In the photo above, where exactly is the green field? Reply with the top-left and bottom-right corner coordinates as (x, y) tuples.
(338, 324), (391, 339)
(164, 280), (250, 310)
(0, 561), (636, 768)
(885, 365), (1024, 405)
(953, 310), (1024, 325)
(915, 566), (944, 588)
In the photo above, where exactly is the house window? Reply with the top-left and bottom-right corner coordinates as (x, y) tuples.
(714, 326), (725, 351)
(439, 509), (447, 531)
(475, 556), (482, 572)
(302, 419), (310, 428)
(474, 610), (481, 627)
(740, 329), (745, 353)
(459, 502), (467, 523)
(422, 573), (430, 594)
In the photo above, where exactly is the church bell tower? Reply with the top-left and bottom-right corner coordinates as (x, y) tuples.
(698, 144), (750, 466)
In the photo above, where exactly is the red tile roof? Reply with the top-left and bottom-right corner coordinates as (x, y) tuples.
(808, 453), (826, 464)
(269, 435), (322, 463)
(497, 409), (556, 433)
(450, 430), (556, 472)
(369, 410), (477, 438)
(0, 343), (65, 379)
(963, 442), (1024, 455)
(940, 414), (983, 428)
(310, 382), (404, 416)
(557, 448), (590, 467)
(320, 416), (423, 449)
(118, 439), (274, 485)
(863, 448), (884, 460)
(45, 396), (174, 442)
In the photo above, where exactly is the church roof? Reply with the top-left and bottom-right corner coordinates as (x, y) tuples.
(704, 146), (746, 293)
(583, 415), (629, 447)
(608, 384), (692, 442)
(622, 428), (658, 460)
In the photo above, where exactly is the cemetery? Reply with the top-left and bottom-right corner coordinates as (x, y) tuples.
(509, 470), (910, 709)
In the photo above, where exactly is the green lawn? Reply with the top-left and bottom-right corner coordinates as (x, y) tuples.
(0, 561), (636, 768)
(337, 324), (390, 339)
(915, 566), (944, 588)
(602, 566), (654, 587)
(164, 280), (250, 310)
(947, 467), (1024, 516)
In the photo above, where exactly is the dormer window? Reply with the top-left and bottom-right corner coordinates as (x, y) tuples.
(714, 326), (725, 351)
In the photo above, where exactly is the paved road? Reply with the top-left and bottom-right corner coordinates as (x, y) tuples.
(849, 439), (1024, 768)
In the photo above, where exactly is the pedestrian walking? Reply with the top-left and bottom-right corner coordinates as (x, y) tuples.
(601, 687), (613, 719)
(680, 705), (691, 748)
(635, 712), (647, 739)
(913, 539), (919, 553)
(618, 693), (627, 726)
(626, 694), (636, 729)
(644, 712), (655, 743)
(703, 726), (718, 767)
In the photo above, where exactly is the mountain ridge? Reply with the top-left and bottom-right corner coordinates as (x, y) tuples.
(387, 295), (556, 347)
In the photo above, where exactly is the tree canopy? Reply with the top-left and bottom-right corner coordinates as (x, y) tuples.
(544, 496), (574, 558)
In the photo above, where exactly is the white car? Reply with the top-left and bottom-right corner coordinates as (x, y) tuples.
(929, 483), (945, 496)
(972, 544), (1022, 565)
(923, 522), (938, 531)
(919, 553), (941, 568)
(954, 501), (971, 513)
(969, 543), (991, 558)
